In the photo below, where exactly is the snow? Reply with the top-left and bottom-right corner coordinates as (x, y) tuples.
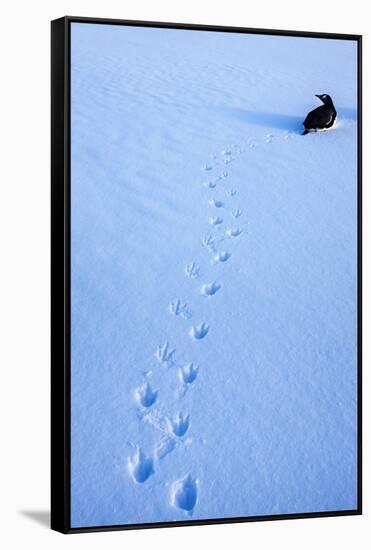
(70, 22), (358, 528)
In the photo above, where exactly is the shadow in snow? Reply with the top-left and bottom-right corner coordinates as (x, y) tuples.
(336, 107), (357, 121)
(224, 106), (357, 133)
(225, 107), (303, 133)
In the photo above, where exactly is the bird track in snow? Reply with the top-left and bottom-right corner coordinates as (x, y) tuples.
(202, 233), (217, 252)
(167, 413), (190, 437)
(226, 227), (242, 237)
(156, 342), (176, 367)
(178, 363), (199, 385)
(171, 475), (198, 513)
(190, 322), (209, 340)
(185, 262), (200, 279)
(213, 251), (231, 263)
(231, 208), (243, 218)
(209, 216), (223, 226)
(134, 382), (158, 409)
(209, 199), (224, 208)
(200, 281), (221, 297)
(169, 299), (192, 319)
(128, 447), (154, 483)
(206, 180), (217, 189)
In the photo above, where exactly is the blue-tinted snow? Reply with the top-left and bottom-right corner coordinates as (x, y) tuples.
(70, 23), (358, 527)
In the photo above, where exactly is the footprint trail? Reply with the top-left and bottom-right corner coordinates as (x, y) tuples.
(129, 133), (261, 511)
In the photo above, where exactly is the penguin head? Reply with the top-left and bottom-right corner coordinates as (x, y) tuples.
(315, 94), (333, 106)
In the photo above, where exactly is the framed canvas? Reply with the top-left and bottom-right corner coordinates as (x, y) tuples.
(51, 16), (362, 534)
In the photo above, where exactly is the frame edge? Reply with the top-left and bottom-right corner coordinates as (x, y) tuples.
(51, 16), (70, 534)
(356, 33), (362, 516)
(51, 15), (362, 533)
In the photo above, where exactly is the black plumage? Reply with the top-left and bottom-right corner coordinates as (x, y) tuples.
(302, 94), (337, 135)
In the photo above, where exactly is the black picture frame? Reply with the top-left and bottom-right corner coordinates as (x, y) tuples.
(51, 15), (362, 534)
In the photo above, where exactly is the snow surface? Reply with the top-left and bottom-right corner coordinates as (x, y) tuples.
(70, 23), (358, 528)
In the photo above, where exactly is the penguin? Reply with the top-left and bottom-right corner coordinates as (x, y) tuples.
(302, 94), (337, 135)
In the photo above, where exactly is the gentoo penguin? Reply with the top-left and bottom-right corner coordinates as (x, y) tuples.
(302, 94), (337, 135)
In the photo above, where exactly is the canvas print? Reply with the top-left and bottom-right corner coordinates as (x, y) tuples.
(69, 22), (359, 528)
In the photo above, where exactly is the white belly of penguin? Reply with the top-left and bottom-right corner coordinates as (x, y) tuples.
(309, 115), (337, 132)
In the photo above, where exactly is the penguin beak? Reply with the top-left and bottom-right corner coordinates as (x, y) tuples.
(315, 94), (322, 99)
